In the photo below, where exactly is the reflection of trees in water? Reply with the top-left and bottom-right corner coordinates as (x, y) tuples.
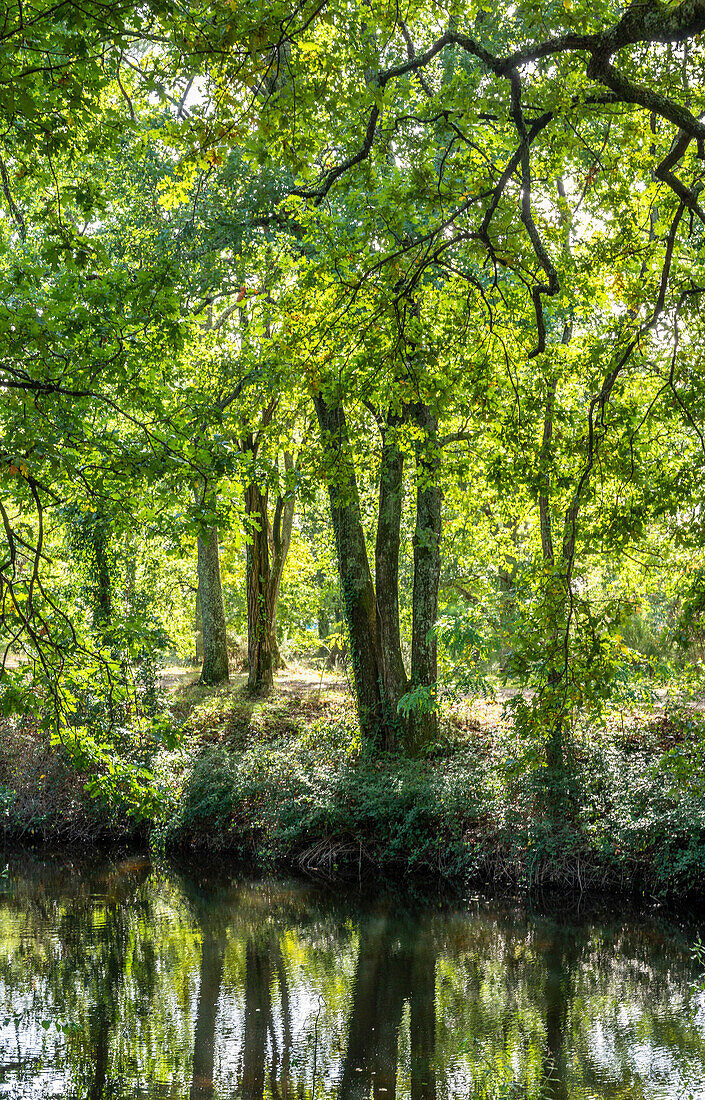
(340, 913), (437, 1100)
(434, 910), (705, 1100)
(1, 858), (705, 1099)
(539, 923), (580, 1100)
(190, 926), (225, 1100)
(0, 859), (158, 1098)
(0, 856), (199, 1098)
(242, 934), (271, 1100)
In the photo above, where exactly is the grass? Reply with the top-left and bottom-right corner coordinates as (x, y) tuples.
(3, 665), (705, 897)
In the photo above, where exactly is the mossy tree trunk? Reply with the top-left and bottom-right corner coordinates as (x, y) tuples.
(245, 479), (274, 693)
(314, 391), (384, 744)
(197, 526), (229, 685)
(375, 410), (409, 738)
(314, 388), (444, 753)
(407, 403), (442, 755)
(539, 192), (575, 782)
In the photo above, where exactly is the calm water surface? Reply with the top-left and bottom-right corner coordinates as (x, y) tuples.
(0, 854), (704, 1099)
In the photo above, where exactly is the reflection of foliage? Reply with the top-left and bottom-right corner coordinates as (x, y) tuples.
(0, 858), (704, 1098)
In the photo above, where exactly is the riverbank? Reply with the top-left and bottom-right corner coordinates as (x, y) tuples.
(2, 669), (705, 897)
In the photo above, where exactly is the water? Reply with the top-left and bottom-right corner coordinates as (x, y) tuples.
(0, 854), (704, 1099)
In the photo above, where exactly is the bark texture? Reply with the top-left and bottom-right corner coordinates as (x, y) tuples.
(314, 392), (383, 743)
(195, 583), (204, 662)
(197, 526), (229, 685)
(408, 403), (442, 755)
(245, 480), (274, 693)
(375, 412), (409, 733)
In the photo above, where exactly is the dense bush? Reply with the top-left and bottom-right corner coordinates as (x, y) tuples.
(155, 684), (705, 896)
(6, 675), (705, 899)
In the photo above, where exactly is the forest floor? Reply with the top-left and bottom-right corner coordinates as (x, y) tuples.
(2, 662), (705, 897)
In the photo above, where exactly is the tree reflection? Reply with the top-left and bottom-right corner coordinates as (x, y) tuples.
(271, 940), (292, 1100)
(242, 934), (271, 1100)
(340, 912), (437, 1100)
(410, 933), (436, 1100)
(538, 922), (581, 1100)
(0, 858), (704, 1100)
(190, 926), (226, 1100)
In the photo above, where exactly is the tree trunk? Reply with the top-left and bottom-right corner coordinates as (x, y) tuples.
(88, 513), (111, 638)
(244, 455), (295, 694)
(245, 480), (275, 693)
(267, 454), (295, 671)
(539, 192), (574, 774)
(195, 582), (204, 662)
(197, 527), (229, 685)
(375, 412), (409, 743)
(539, 376), (566, 774)
(313, 392), (383, 744)
(407, 404), (442, 755)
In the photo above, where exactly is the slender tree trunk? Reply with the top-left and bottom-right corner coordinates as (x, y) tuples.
(197, 527), (229, 685)
(407, 403), (442, 755)
(313, 392), (383, 744)
(375, 412), (409, 744)
(539, 377), (566, 774)
(244, 453), (295, 693)
(89, 513), (111, 636)
(540, 315), (576, 779)
(195, 582), (204, 661)
(267, 455), (295, 671)
(538, 185), (575, 775)
(245, 480), (275, 693)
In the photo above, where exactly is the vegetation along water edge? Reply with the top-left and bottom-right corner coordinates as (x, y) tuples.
(3, 667), (705, 900)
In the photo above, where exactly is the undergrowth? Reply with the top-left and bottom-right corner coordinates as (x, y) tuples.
(153, 684), (705, 897)
(5, 676), (705, 899)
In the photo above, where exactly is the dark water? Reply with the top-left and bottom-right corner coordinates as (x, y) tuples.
(0, 855), (704, 1099)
